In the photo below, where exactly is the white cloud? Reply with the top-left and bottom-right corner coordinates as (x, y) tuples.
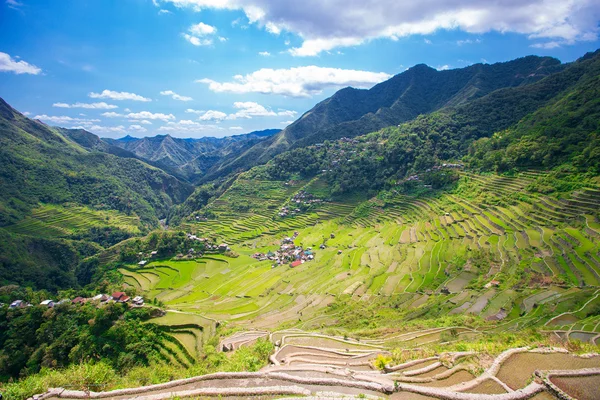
(53, 102), (118, 109)
(89, 90), (151, 102)
(229, 126), (244, 130)
(124, 108), (131, 112)
(138, 119), (153, 125)
(102, 111), (175, 121)
(127, 111), (175, 121)
(281, 120), (295, 125)
(159, 9), (172, 14)
(88, 125), (126, 134)
(436, 64), (450, 71)
(129, 124), (147, 133)
(160, 90), (193, 101)
(22, 111), (31, 116)
(33, 114), (100, 126)
(424, 38), (432, 44)
(101, 112), (123, 118)
(6, 0), (23, 9)
(189, 22), (216, 35)
(258, 51), (271, 56)
(183, 22), (221, 46)
(277, 109), (297, 117)
(185, 108), (205, 114)
(0, 52), (42, 75)
(197, 65), (391, 97)
(161, 0), (600, 55)
(530, 41), (563, 49)
(199, 110), (228, 121)
(198, 102), (296, 121)
(158, 120), (224, 134)
(183, 33), (213, 46)
(457, 38), (482, 45)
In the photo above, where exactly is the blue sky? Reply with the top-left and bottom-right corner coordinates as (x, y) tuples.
(1, 0), (599, 138)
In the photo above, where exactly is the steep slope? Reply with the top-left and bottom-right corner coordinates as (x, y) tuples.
(106, 129), (280, 182)
(0, 97), (196, 289)
(203, 55), (563, 181)
(248, 49), (599, 195)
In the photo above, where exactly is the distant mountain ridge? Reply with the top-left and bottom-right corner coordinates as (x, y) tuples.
(104, 129), (280, 182)
(201, 55), (564, 182)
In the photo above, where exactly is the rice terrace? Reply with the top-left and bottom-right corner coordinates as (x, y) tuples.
(2, 3), (600, 399)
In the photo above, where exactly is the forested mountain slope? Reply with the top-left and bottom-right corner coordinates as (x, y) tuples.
(0, 98), (193, 289)
(248, 50), (600, 195)
(201, 55), (564, 182)
(105, 129), (279, 182)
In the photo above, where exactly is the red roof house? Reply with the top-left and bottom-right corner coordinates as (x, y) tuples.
(290, 260), (303, 268)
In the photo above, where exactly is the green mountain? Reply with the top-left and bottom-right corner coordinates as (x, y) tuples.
(0, 98), (193, 289)
(201, 55), (564, 182)
(105, 129), (280, 182)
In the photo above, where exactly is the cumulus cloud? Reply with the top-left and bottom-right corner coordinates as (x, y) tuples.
(0, 52), (42, 75)
(258, 51), (271, 56)
(229, 126), (244, 130)
(53, 102), (118, 109)
(158, 120), (224, 134)
(197, 65), (391, 97)
(102, 111), (175, 121)
(436, 64), (450, 71)
(185, 108), (205, 114)
(89, 90), (151, 102)
(88, 125), (126, 134)
(159, 9), (172, 14)
(160, 90), (193, 101)
(129, 124), (147, 133)
(198, 110), (228, 121)
(161, 0), (600, 55)
(33, 114), (100, 126)
(198, 102), (297, 121)
(183, 22), (221, 46)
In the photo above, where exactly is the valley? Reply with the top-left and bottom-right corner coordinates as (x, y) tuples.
(1, 49), (600, 400)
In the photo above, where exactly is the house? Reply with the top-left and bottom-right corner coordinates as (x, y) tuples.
(138, 260), (147, 266)
(218, 243), (230, 252)
(150, 251), (158, 257)
(111, 292), (128, 302)
(40, 300), (55, 308)
(132, 296), (144, 306)
(290, 260), (303, 268)
(9, 300), (26, 308)
(92, 294), (109, 302)
(72, 297), (86, 305)
(57, 299), (70, 305)
(484, 280), (501, 289)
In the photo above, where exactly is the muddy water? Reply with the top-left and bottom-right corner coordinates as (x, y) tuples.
(551, 375), (600, 400)
(496, 353), (600, 390)
(465, 378), (507, 394)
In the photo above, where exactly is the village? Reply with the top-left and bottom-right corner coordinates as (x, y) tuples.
(278, 190), (325, 218)
(252, 231), (316, 268)
(4, 291), (145, 310)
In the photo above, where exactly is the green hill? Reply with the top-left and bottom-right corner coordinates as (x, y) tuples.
(201, 55), (564, 182)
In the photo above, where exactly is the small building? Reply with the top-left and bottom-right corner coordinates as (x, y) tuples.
(132, 296), (144, 306)
(218, 243), (230, 252)
(9, 300), (26, 308)
(138, 260), (147, 266)
(92, 294), (109, 303)
(150, 251), (158, 257)
(111, 292), (129, 302)
(40, 300), (55, 308)
(72, 297), (86, 305)
(484, 280), (501, 289)
(290, 260), (303, 268)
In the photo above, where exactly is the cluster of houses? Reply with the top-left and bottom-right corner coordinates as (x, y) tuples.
(251, 232), (315, 268)
(5, 292), (145, 310)
(402, 163), (466, 184)
(278, 190), (325, 217)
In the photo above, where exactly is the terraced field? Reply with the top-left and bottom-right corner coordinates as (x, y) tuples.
(4, 203), (142, 237)
(124, 172), (600, 337)
(36, 331), (600, 400)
